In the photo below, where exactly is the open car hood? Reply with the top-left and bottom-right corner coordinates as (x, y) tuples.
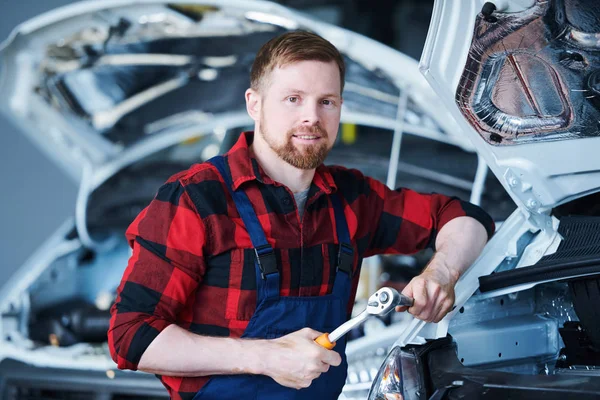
(0, 0), (467, 178)
(420, 0), (600, 213)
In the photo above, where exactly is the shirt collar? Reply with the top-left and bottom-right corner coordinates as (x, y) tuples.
(226, 131), (337, 194)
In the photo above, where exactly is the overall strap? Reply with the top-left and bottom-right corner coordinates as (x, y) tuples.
(209, 156), (280, 301)
(330, 193), (354, 299)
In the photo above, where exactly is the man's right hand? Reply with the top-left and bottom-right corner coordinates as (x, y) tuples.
(260, 327), (342, 390)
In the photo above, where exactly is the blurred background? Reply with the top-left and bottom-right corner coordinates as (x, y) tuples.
(4, 3), (600, 400)
(0, 1), (522, 399)
(0, 0), (436, 285)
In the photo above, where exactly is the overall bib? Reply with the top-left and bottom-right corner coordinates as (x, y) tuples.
(192, 155), (354, 400)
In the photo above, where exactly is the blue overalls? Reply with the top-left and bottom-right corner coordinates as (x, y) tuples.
(192, 155), (354, 400)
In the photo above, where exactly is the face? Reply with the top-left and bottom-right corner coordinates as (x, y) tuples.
(247, 60), (342, 170)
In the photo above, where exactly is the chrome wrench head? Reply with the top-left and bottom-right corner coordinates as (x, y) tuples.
(327, 287), (414, 343)
(366, 287), (413, 316)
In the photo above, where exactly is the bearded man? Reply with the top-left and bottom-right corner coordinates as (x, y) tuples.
(108, 31), (494, 400)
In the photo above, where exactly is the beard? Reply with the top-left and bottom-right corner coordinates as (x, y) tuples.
(259, 122), (332, 170)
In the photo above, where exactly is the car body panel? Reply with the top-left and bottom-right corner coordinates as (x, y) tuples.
(420, 0), (600, 211)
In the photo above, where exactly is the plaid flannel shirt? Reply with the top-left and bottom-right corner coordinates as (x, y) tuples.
(108, 132), (494, 400)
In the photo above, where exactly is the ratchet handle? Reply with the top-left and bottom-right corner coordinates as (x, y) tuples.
(315, 333), (336, 349)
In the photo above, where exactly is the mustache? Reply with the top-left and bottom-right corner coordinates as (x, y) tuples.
(290, 124), (328, 138)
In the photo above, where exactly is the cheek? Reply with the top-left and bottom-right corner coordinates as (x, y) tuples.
(262, 105), (294, 133)
(264, 101), (293, 121)
(324, 113), (340, 132)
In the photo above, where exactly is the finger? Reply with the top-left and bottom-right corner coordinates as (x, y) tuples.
(418, 304), (437, 322)
(279, 377), (304, 390)
(301, 327), (323, 340)
(401, 281), (414, 298)
(308, 371), (322, 381)
(430, 303), (445, 323)
(397, 284), (414, 312)
(407, 279), (427, 316)
(319, 362), (331, 373)
(433, 298), (455, 323)
(420, 286), (443, 322)
(321, 349), (342, 366)
(430, 286), (454, 322)
(298, 380), (312, 390)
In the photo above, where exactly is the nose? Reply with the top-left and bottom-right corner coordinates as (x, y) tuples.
(300, 100), (320, 126)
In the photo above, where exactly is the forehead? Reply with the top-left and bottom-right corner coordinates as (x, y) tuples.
(265, 60), (341, 94)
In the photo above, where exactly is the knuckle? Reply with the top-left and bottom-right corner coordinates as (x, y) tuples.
(310, 348), (322, 359)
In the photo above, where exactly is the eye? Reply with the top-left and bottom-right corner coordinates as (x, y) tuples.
(322, 99), (331, 105)
(287, 96), (298, 103)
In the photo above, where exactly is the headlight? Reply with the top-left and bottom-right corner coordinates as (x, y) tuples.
(367, 345), (423, 400)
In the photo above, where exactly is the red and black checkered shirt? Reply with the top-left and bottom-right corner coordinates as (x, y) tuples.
(108, 132), (494, 400)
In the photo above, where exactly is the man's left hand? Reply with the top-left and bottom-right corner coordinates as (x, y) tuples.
(395, 255), (457, 323)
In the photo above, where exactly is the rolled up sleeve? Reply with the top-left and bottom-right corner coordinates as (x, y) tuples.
(108, 180), (206, 370)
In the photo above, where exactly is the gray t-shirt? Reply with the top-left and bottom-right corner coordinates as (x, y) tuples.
(294, 189), (310, 219)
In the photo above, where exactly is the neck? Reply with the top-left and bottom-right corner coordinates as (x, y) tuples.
(251, 133), (315, 193)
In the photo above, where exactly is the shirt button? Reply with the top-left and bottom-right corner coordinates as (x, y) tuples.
(283, 198), (291, 205)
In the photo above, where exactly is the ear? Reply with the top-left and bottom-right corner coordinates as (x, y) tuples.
(245, 88), (261, 122)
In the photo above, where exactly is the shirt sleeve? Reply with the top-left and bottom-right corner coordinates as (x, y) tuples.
(108, 179), (206, 371)
(362, 175), (495, 258)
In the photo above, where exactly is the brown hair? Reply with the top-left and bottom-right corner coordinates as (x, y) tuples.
(250, 31), (345, 93)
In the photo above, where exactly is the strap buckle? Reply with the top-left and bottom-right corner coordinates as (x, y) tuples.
(254, 244), (278, 279)
(337, 243), (354, 275)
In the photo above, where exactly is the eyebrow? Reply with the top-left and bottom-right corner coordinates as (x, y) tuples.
(283, 89), (341, 98)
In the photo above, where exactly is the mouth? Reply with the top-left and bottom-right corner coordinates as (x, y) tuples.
(292, 133), (322, 143)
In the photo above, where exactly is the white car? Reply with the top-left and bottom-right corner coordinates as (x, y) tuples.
(365, 0), (600, 399)
(1, 0), (595, 399)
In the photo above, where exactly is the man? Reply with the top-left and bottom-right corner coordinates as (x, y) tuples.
(108, 31), (494, 400)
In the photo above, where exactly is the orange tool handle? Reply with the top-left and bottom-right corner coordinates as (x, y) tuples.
(315, 333), (336, 349)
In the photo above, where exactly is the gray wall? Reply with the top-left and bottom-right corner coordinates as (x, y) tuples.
(0, 0), (78, 285)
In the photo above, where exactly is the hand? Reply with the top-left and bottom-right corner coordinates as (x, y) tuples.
(261, 328), (342, 389)
(395, 255), (457, 323)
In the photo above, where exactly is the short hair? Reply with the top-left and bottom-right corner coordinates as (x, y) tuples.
(250, 31), (346, 93)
